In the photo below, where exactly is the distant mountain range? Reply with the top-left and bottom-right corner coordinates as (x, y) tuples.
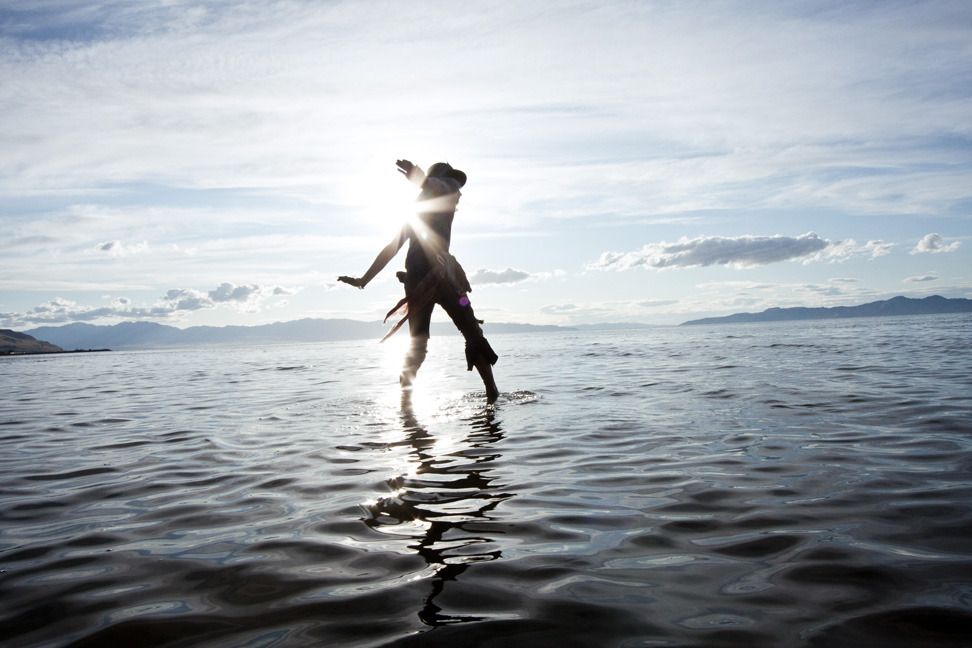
(23, 319), (579, 352)
(9, 296), (969, 352)
(681, 295), (972, 326)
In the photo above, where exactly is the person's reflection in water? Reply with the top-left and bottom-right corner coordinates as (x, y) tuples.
(363, 392), (512, 627)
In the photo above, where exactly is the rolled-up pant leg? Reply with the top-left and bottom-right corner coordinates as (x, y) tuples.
(435, 284), (498, 371)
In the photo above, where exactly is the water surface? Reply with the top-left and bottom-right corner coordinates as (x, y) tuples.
(2, 315), (971, 646)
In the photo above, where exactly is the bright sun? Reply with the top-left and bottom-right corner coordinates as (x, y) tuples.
(342, 161), (419, 234)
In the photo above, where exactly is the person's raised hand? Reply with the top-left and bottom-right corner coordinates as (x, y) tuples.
(396, 159), (424, 185)
(337, 276), (364, 289)
(395, 159), (413, 176)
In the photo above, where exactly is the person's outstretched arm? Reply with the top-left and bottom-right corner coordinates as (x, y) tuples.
(337, 159), (418, 288)
(396, 159), (426, 187)
(338, 228), (407, 289)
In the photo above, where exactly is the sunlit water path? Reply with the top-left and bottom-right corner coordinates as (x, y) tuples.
(2, 315), (971, 647)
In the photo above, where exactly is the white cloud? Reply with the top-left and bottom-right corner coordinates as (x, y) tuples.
(163, 288), (210, 312)
(588, 232), (830, 271)
(208, 282), (259, 303)
(2, 0), (970, 224)
(538, 304), (577, 314)
(904, 275), (938, 283)
(537, 300), (637, 322)
(695, 280), (777, 291)
(864, 240), (894, 258)
(0, 282), (296, 327)
(639, 300), (679, 308)
(2, 2), (971, 328)
(799, 283), (847, 297)
(911, 233), (961, 254)
(93, 240), (150, 257)
(801, 238), (896, 264)
(468, 268), (532, 285)
(163, 282), (296, 313)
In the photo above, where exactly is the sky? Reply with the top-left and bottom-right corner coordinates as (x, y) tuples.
(2, 0), (970, 330)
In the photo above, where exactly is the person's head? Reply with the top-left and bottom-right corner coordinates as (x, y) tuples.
(427, 162), (466, 187)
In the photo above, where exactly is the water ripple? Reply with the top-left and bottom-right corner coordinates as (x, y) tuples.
(1, 317), (971, 647)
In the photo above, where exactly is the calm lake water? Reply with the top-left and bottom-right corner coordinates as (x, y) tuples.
(2, 315), (971, 647)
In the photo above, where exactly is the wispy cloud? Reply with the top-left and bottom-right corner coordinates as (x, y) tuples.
(588, 233), (830, 271)
(639, 300), (679, 308)
(904, 274), (938, 283)
(802, 239), (895, 264)
(538, 304), (577, 315)
(799, 283), (848, 297)
(3, 1), (970, 221)
(538, 299), (668, 322)
(911, 233), (961, 254)
(2, 1), (970, 328)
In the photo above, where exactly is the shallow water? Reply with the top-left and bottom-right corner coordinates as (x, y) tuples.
(2, 315), (971, 647)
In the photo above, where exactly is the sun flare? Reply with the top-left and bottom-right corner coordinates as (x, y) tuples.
(341, 168), (416, 233)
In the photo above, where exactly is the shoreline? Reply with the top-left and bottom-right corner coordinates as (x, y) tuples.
(1, 348), (111, 357)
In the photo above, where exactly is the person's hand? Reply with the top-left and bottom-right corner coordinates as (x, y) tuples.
(338, 276), (365, 289)
(396, 159), (424, 185)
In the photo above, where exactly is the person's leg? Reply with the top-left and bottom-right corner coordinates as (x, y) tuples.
(402, 301), (433, 389)
(437, 287), (499, 402)
(474, 355), (499, 404)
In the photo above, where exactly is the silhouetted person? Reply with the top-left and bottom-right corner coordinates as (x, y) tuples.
(339, 159), (499, 402)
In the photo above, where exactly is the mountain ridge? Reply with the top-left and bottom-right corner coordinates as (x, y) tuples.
(14, 296), (971, 350)
(680, 295), (972, 326)
(24, 319), (576, 351)
(1, 329), (64, 355)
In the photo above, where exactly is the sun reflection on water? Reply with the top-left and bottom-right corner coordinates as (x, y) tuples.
(360, 393), (512, 627)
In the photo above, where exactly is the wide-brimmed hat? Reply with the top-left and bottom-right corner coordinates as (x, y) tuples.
(427, 162), (466, 188)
